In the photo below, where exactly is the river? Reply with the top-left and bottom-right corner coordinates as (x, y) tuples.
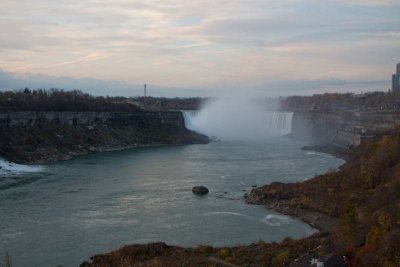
(0, 139), (343, 267)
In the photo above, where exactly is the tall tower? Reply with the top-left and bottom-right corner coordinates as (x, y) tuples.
(392, 64), (400, 93)
(143, 84), (147, 109)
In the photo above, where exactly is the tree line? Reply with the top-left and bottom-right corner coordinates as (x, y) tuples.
(281, 91), (400, 112)
(0, 88), (206, 112)
(0, 88), (141, 112)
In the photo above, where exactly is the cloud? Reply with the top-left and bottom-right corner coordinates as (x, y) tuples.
(0, 0), (398, 94)
(41, 51), (114, 69)
(330, 0), (399, 6)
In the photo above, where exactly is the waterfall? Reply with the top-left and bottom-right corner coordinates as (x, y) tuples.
(182, 110), (199, 131)
(265, 112), (293, 135)
(182, 110), (293, 140)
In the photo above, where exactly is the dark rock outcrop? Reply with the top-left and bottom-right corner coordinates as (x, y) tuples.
(192, 186), (209, 195)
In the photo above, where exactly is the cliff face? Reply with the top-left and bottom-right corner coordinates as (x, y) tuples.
(291, 111), (400, 148)
(0, 111), (209, 164)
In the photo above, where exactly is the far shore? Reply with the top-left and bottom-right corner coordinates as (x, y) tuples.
(1, 142), (202, 166)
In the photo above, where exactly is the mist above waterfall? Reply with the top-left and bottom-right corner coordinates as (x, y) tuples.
(183, 98), (293, 142)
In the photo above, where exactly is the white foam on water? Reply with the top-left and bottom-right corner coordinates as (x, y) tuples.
(0, 158), (43, 177)
(305, 151), (317, 155)
(303, 224), (319, 235)
(261, 214), (293, 227)
(206, 211), (253, 219)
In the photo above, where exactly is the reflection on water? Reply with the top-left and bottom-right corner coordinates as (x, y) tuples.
(0, 139), (344, 267)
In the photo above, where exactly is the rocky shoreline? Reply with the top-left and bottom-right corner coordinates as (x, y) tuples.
(1, 138), (209, 165)
(245, 192), (338, 233)
(9, 143), (184, 165)
(301, 144), (349, 161)
(244, 145), (349, 233)
(228, 142), (348, 236)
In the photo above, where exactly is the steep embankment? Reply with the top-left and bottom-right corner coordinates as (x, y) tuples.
(247, 128), (400, 266)
(80, 235), (334, 267)
(82, 128), (400, 267)
(0, 111), (208, 164)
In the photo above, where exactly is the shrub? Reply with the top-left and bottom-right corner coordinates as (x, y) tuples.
(367, 212), (392, 245)
(271, 251), (290, 266)
(218, 248), (231, 261)
(337, 202), (358, 245)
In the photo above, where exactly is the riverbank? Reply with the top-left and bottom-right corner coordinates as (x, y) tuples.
(301, 144), (349, 161)
(242, 142), (349, 234)
(245, 192), (338, 233)
(1, 142), (200, 166)
(243, 144), (349, 234)
(80, 234), (333, 267)
(0, 136), (209, 165)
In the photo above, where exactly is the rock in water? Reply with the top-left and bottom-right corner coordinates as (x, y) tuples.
(192, 186), (209, 195)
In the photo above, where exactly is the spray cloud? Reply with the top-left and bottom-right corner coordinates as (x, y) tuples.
(183, 97), (293, 142)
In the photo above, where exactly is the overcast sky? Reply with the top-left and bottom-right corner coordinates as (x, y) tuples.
(0, 0), (399, 96)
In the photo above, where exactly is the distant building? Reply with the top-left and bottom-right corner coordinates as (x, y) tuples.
(392, 63), (400, 93)
(352, 93), (366, 98)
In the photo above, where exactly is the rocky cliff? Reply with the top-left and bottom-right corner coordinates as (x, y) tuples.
(291, 110), (400, 148)
(0, 111), (209, 164)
